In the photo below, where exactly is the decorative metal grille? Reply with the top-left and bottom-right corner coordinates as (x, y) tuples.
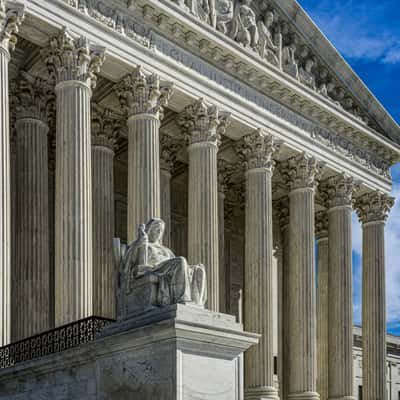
(0, 316), (114, 369)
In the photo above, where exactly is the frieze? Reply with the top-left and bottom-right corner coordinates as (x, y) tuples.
(154, 34), (391, 179)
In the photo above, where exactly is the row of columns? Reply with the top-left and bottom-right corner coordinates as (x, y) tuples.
(0, 13), (394, 400)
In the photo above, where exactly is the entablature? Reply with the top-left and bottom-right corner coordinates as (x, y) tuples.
(17, 0), (399, 193)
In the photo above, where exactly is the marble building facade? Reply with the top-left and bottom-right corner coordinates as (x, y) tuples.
(0, 0), (400, 399)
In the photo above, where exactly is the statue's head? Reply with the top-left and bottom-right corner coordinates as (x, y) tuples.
(145, 218), (165, 243)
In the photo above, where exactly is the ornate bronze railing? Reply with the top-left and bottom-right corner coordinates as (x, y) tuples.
(0, 316), (114, 369)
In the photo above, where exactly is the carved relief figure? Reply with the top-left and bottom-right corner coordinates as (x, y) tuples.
(123, 219), (207, 306)
(189, 0), (212, 23)
(215, 0), (234, 33)
(230, 0), (259, 49)
(282, 41), (299, 78)
(299, 58), (316, 90)
(257, 11), (279, 66)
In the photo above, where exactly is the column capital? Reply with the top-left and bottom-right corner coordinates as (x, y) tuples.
(160, 133), (179, 173)
(282, 152), (323, 191)
(115, 66), (173, 119)
(0, 1), (24, 54)
(315, 210), (328, 240)
(355, 191), (394, 224)
(236, 129), (280, 172)
(91, 103), (120, 151)
(178, 98), (231, 146)
(320, 173), (359, 209)
(217, 159), (235, 194)
(11, 72), (54, 122)
(274, 197), (290, 229)
(42, 27), (105, 89)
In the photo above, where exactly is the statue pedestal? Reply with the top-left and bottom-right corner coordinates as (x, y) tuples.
(0, 305), (258, 400)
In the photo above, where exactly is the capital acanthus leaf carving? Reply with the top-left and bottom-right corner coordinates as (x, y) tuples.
(11, 72), (54, 122)
(274, 197), (290, 229)
(115, 66), (173, 119)
(0, 2), (24, 53)
(315, 210), (328, 239)
(42, 28), (106, 88)
(320, 173), (359, 208)
(236, 129), (279, 172)
(91, 103), (120, 150)
(217, 159), (235, 194)
(355, 191), (394, 224)
(160, 133), (179, 173)
(282, 152), (323, 191)
(224, 180), (245, 219)
(178, 98), (231, 146)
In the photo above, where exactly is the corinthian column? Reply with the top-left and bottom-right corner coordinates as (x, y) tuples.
(115, 68), (173, 242)
(160, 133), (178, 248)
(178, 99), (230, 312)
(285, 153), (320, 400)
(315, 211), (328, 400)
(321, 175), (357, 400)
(355, 191), (394, 400)
(13, 73), (52, 340)
(0, 1), (24, 346)
(42, 29), (105, 326)
(91, 105), (119, 319)
(236, 129), (279, 400)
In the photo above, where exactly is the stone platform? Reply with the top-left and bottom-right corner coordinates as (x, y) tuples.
(0, 305), (258, 399)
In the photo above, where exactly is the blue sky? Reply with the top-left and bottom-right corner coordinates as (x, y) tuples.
(298, 0), (400, 335)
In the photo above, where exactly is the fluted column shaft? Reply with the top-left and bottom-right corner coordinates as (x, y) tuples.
(328, 205), (354, 400)
(92, 143), (115, 319)
(244, 167), (277, 400)
(0, 46), (11, 346)
(286, 154), (320, 400)
(316, 214), (328, 400)
(160, 168), (172, 247)
(14, 118), (50, 340)
(237, 130), (278, 400)
(127, 114), (160, 241)
(55, 81), (93, 325)
(188, 141), (219, 311)
(218, 190), (226, 313)
(362, 221), (386, 400)
(355, 191), (393, 400)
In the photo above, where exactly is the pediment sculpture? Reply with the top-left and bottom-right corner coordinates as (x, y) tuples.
(115, 218), (207, 318)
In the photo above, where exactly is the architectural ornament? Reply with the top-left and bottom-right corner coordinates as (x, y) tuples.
(215, 0), (234, 34)
(115, 66), (173, 119)
(315, 210), (328, 240)
(275, 196), (289, 228)
(257, 10), (280, 67)
(217, 159), (235, 194)
(118, 218), (207, 309)
(42, 28), (106, 88)
(178, 98), (231, 145)
(355, 191), (394, 224)
(229, 0), (259, 49)
(236, 128), (279, 171)
(0, 1), (24, 53)
(320, 174), (359, 208)
(160, 133), (179, 173)
(91, 103), (120, 150)
(11, 72), (53, 121)
(283, 152), (323, 191)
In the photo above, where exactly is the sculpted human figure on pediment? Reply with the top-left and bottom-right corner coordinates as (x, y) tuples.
(257, 10), (280, 66)
(230, 0), (259, 49)
(215, 0), (234, 33)
(299, 57), (317, 90)
(281, 40), (299, 78)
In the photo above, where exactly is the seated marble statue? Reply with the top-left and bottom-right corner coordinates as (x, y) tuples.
(123, 218), (207, 307)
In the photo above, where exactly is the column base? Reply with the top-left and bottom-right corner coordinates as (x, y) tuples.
(288, 391), (320, 400)
(245, 386), (279, 400)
